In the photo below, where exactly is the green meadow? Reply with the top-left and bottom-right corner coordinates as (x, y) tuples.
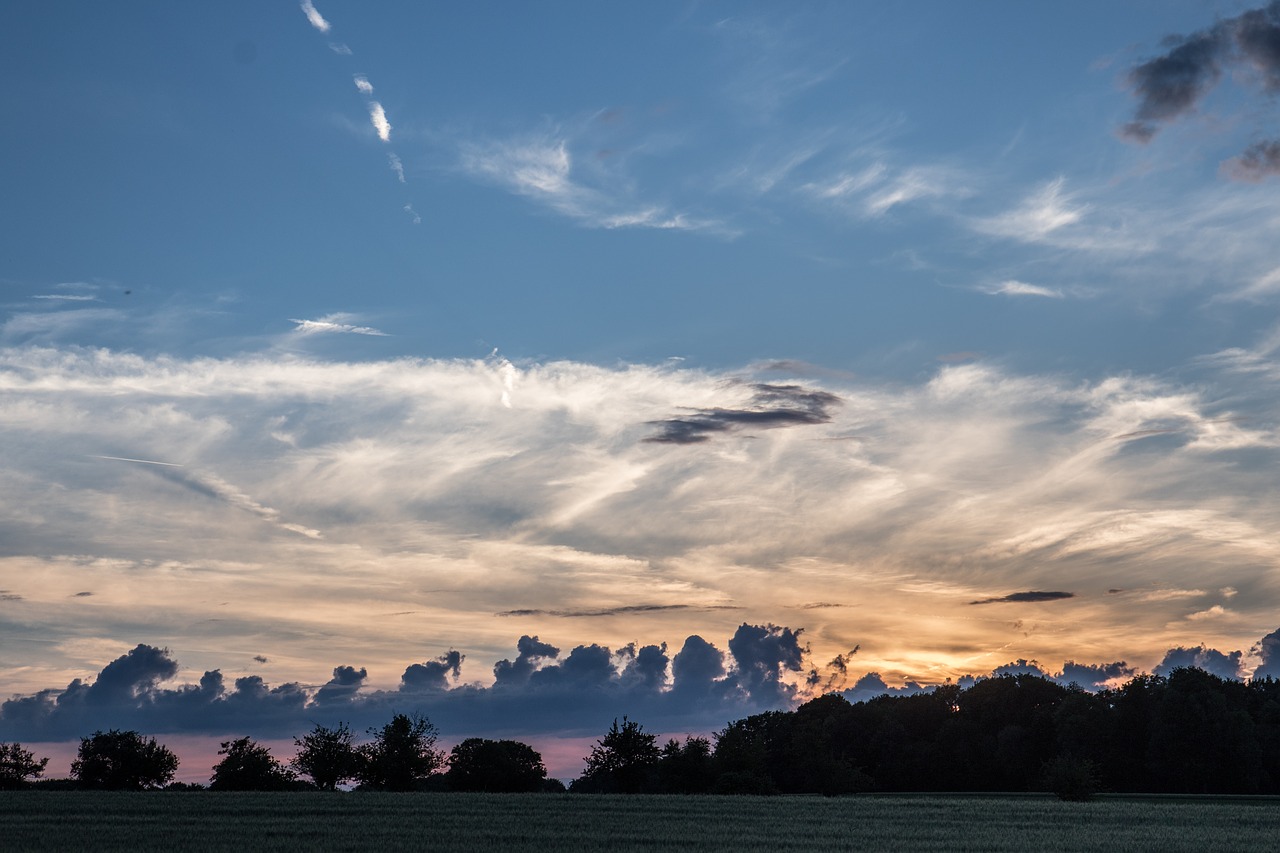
(3, 792), (1278, 852)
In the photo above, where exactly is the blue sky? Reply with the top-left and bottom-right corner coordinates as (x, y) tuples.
(5, 0), (1280, 778)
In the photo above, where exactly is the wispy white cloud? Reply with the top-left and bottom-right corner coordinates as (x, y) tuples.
(1, 343), (1279, 695)
(973, 177), (1087, 243)
(981, 280), (1065, 299)
(367, 102), (391, 142)
(288, 313), (389, 336)
(328, 43), (352, 56)
(33, 294), (98, 302)
(299, 0), (331, 34)
(403, 203), (421, 224)
(388, 153), (405, 183)
(353, 75), (373, 96)
(458, 133), (726, 233)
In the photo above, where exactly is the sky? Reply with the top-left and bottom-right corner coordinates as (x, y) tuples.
(5, 0), (1280, 779)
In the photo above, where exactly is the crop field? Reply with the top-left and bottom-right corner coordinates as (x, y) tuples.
(4, 792), (1279, 852)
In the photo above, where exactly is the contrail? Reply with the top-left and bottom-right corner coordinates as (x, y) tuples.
(89, 455), (184, 468)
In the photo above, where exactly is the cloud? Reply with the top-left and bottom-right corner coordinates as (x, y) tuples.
(1252, 627), (1280, 679)
(388, 153), (405, 183)
(3, 345), (1280, 704)
(299, 0), (331, 34)
(644, 383), (841, 444)
(458, 133), (724, 233)
(0, 625), (819, 741)
(353, 75), (373, 96)
(33, 295), (97, 302)
(981, 281), (1065, 299)
(367, 102), (391, 142)
(1123, 3), (1280, 176)
(328, 43), (352, 56)
(497, 604), (740, 618)
(969, 591), (1075, 605)
(403, 203), (421, 225)
(972, 177), (1088, 244)
(1153, 644), (1244, 680)
(1223, 140), (1280, 182)
(289, 313), (388, 336)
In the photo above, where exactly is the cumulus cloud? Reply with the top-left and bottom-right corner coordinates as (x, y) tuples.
(299, 0), (331, 34)
(1153, 644), (1244, 680)
(0, 627), (815, 740)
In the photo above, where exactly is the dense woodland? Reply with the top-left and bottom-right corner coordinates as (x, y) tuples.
(6, 668), (1280, 799)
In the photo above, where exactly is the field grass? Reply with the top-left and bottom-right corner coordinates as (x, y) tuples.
(3, 791), (1279, 851)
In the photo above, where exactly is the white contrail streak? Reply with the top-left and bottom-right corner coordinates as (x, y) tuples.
(89, 455), (184, 467)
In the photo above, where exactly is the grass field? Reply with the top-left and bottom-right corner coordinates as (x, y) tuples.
(3, 792), (1278, 851)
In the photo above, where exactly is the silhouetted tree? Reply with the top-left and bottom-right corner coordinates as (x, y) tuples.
(209, 737), (297, 791)
(71, 730), (178, 790)
(572, 716), (660, 793)
(358, 713), (443, 791)
(0, 742), (49, 789)
(446, 738), (547, 792)
(656, 736), (716, 793)
(291, 722), (363, 791)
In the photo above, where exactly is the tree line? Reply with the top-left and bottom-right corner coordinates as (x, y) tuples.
(6, 667), (1280, 798)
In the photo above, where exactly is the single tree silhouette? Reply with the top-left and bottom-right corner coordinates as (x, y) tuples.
(572, 716), (660, 793)
(0, 742), (49, 789)
(291, 722), (362, 791)
(210, 736), (297, 791)
(446, 738), (547, 792)
(358, 713), (443, 791)
(71, 730), (178, 790)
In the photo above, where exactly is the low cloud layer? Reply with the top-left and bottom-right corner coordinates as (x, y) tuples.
(3, 626), (1272, 743)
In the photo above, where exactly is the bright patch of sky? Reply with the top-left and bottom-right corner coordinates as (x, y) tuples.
(3, 0), (1280, 758)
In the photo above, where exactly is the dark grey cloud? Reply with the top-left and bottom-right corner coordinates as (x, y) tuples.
(495, 604), (740, 618)
(1153, 644), (1244, 680)
(1252, 628), (1280, 680)
(0, 625), (817, 741)
(72, 591), (93, 597)
(1122, 27), (1229, 143)
(312, 665), (367, 705)
(1124, 2), (1280, 179)
(400, 651), (463, 692)
(1057, 660), (1137, 690)
(252, 655), (269, 664)
(4, 628), (1277, 743)
(0, 593), (22, 601)
(644, 383), (840, 444)
(841, 672), (929, 704)
(968, 590), (1075, 605)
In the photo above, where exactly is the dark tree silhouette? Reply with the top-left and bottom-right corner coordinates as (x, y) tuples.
(572, 716), (661, 793)
(358, 713), (443, 791)
(656, 736), (716, 794)
(0, 742), (49, 789)
(71, 730), (178, 790)
(446, 738), (548, 792)
(291, 722), (363, 791)
(209, 736), (297, 791)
